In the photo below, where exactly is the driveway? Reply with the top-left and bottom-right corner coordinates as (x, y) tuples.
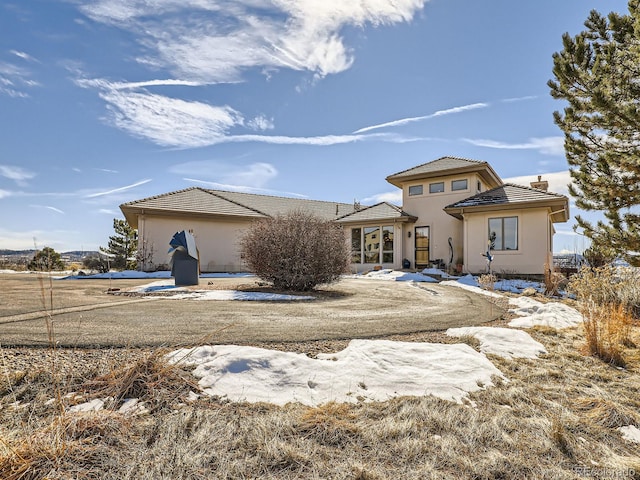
(0, 274), (503, 347)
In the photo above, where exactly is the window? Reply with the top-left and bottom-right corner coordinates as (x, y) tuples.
(351, 228), (362, 263)
(364, 227), (380, 263)
(488, 217), (518, 250)
(414, 226), (430, 267)
(408, 185), (423, 196)
(477, 180), (482, 192)
(429, 182), (444, 193)
(351, 225), (394, 264)
(452, 179), (468, 191)
(382, 226), (394, 263)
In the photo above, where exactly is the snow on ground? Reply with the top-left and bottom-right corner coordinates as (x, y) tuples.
(60, 270), (254, 280)
(168, 340), (505, 406)
(127, 279), (315, 301)
(440, 277), (503, 298)
(32, 268), (587, 407)
(169, 290), (315, 301)
(446, 327), (547, 359)
(618, 425), (640, 444)
(348, 269), (438, 283)
(508, 296), (583, 329)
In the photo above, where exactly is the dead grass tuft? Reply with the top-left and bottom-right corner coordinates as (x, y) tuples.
(582, 302), (632, 367)
(0, 412), (131, 480)
(80, 349), (199, 412)
(298, 402), (361, 446)
(575, 397), (639, 428)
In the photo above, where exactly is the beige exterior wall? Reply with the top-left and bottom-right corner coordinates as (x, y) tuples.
(462, 208), (553, 275)
(401, 173), (488, 269)
(137, 214), (252, 272)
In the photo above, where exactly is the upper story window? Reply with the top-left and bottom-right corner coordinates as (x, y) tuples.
(408, 185), (423, 196)
(451, 179), (468, 191)
(429, 182), (445, 193)
(477, 180), (482, 192)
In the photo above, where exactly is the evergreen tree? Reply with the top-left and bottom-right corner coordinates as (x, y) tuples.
(28, 246), (65, 271)
(100, 219), (138, 270)
(549, 1), (640, 265)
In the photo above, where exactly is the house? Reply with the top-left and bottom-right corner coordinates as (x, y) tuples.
(120, 156), (569, 276)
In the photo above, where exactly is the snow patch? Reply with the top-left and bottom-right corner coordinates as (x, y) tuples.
(168, 339), (505, 407)
(508, 297), (582, 329)
(446, 327), (547, 359)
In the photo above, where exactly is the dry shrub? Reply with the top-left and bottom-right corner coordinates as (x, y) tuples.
(543, 263), (566, 296)
(240, 210), (350, 291)
(80, 349), (198, 412)
(478, 273), (496, 292)
(568, 266), (636, 366)
(581, 302), (632, 367)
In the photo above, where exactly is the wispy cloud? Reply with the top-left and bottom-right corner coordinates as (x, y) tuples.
(0, 58), (39, 98)
(30, 204), (65, 214)
(500, 95), (538, 103)
(95, 168), (119, 174)
(84, 178), (152, 198)
(10, 50), (38, 63)
(74, 1), (430, 147)
(0, 164), (36, 186)
(171, 161), (278, 188)
(462, 136), (565, 156)
(184, 178), (308, 198)
(0, 189), (13, 199)
(353, 103), (489, 134)
(79, 0), (429, 82)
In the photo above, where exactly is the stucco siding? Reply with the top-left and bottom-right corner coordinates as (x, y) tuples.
(463, 208), (551, 275)
(137, 215), (252, 272)
(401, 173), (484, 269)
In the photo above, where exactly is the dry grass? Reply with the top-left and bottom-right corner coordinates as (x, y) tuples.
(1, 323), (639, 479)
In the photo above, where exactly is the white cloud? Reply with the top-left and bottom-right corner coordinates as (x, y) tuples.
(503, 170), (572, 197)
(0, 60), (39, 98)
(362, 190), (402, 205)
(0, 189), (13, 198)
(0, 164), (36, 186)
(171, 161), (278, 188)
(79, 0), (429, 82)
(30, 204), (65, 214)
(247, 114), (275, 131)
(354, 103), (488, 134)
(10, 50), (38, 62)
(185, 177), (308, 198)
(100, 89), (244, 147)
(462, 136), (565, 156)
(84, 178), (152, 198)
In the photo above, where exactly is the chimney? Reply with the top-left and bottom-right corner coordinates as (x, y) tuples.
(530, 175), (549, 191)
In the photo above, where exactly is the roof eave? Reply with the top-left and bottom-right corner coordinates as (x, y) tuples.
(386, 163), (503, 188)
(443, 198), (570, 222)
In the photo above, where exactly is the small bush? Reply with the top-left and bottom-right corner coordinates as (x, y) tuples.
(568, 266), (636, 366)
(28, 247), (65, 271)
(240, 210), (350, 291)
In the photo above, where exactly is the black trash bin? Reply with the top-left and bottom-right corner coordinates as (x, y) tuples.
(168, 230), (199, 286)
(402, 258), (411, 269)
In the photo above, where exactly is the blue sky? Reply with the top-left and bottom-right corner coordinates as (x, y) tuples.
(0, 0), (629, 254)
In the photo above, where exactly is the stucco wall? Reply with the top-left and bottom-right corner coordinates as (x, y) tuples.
(401, 173), (487, 269)
(137, 215), (252, 272)
(462, 208), (552, 275)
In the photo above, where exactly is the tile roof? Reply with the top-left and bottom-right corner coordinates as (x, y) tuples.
(335, 202), (416, 223)
(120, 187), (357, 223)
(386, 156), (499, 185)
(444, 184), (569, 221)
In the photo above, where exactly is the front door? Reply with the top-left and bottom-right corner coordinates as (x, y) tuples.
(415, 226), (430, 269)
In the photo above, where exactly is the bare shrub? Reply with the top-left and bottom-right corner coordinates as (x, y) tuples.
(568, 266), (636, 366)
(240, 210), (350, 291)
(477, 273), (496, 292)
(543, 263), (566, 297)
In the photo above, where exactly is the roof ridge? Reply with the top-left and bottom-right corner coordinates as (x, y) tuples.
(501, 182), (567, 198)
(386, 156), (487, 178)
(119, 186), (202, 207)
(208, 190), (270, 217)
(204, 188), (355, 207)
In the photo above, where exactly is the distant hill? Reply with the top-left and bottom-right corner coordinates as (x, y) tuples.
(0, 249), (100, 262)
